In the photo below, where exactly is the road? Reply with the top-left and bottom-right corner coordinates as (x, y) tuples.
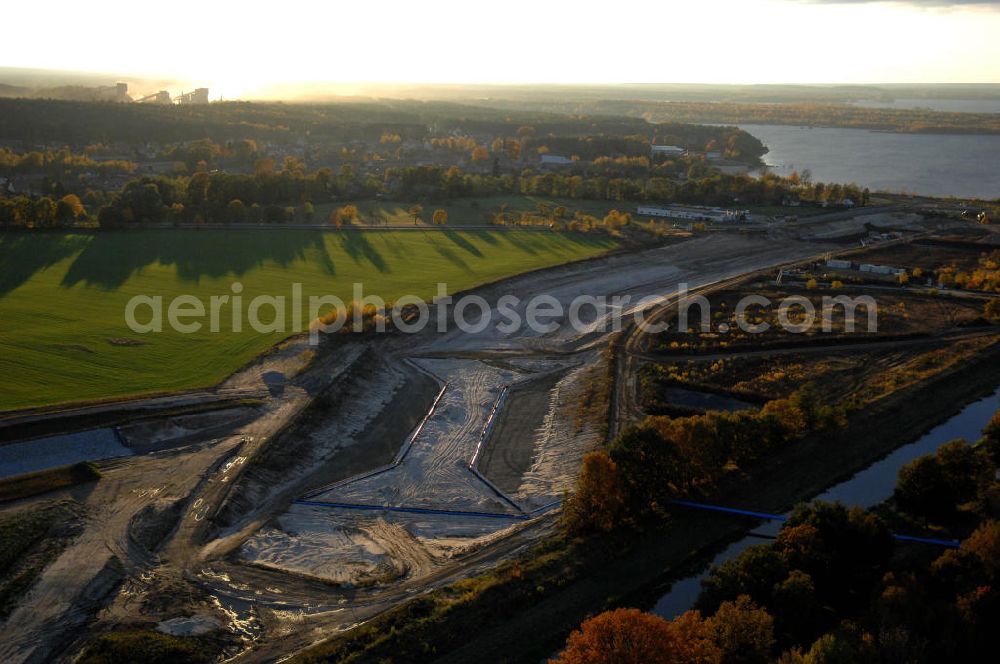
(0, 209), (964, 662)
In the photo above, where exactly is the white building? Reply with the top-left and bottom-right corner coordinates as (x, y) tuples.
(637, 205), (747, 223)
(540, 154), (573, 166)
(859, 263), (906, 276)
(650, 145), (687, 158)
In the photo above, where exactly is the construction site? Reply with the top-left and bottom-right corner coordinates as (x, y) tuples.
(0, 208), (998, 662)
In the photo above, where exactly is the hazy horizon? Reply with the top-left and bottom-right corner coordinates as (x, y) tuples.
(5, 67), (1000, 104)
(5, 0), (1000, 100)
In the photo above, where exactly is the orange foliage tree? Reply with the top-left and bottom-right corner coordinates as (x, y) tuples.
(552, 607), (721, 664)
(563, 451), (625, 533)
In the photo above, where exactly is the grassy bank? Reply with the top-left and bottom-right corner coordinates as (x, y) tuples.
(78, 629), (217, 664)
(0, 501), (84, 620)
(0, 462), (101, 503)
(0, 229), (617, 410)
(292, 340), (1000, 664)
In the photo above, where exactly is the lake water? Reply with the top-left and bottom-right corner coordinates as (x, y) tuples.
(0, 428), (132, 479)
(739, 123), (1000, 200)
(652, 385), (1000, 619)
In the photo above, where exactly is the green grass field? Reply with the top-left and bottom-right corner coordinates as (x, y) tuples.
(0, 229), (617, 411)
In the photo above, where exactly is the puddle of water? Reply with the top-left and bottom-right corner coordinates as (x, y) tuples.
(0, 428), (132, 479)
(661, 387), (754, 412)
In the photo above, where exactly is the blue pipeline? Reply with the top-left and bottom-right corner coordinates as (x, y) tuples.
(670, 499), (961, 549)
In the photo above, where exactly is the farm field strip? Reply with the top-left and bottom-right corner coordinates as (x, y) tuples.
(0, 229), (616, 410)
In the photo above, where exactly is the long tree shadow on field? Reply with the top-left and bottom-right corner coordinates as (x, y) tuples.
(424, 232), (470, 271)
(334, 231), (388, 274)
(501, 229), (615, 256)
(0, 233), (92, 297)
(442, 229), (484, 258)
(60, 230), (335, 289)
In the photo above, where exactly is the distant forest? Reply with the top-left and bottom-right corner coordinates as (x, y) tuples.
(2, 98), (869, 229)
(0, 97), (767, 151)
(464, 98), (1000, 135)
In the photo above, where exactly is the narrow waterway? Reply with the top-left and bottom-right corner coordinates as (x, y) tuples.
(652, 385), (1000, 619)
(0, 428), (132, 479)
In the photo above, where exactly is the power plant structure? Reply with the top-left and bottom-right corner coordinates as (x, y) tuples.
(176, 88), (210, 105)
(130, 86), (211, 105)
(136, 90), (173, 104)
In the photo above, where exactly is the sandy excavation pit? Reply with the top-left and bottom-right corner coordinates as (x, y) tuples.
(236, 235), (832, 588)
(240, 505), (526, 584)
(239, 357), (577, 584)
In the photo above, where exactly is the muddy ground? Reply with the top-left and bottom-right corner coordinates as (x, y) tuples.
(3, 213), (969, 663)
(478, 371), (566, 494)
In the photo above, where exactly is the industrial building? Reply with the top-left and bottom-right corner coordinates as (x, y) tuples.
(650, 145), (687, 158)
(860, 263), (907, 276)
(540, 154), (574, 166)
(825, 258), (906, 277)
(136, 91), (173, 104)
(176, 88), (210, 105)
(637, 204), (749, 223)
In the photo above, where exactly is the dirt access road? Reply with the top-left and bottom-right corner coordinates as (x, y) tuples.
(203, 232), (834, 661)
(0, 217), (907, 662)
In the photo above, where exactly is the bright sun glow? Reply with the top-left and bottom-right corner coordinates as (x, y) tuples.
(4, 0), (1000, 98)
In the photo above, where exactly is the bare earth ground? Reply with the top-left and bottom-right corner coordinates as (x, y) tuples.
(0, 214), (954, 662)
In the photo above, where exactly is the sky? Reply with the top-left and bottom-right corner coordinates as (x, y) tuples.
(4, 0), (1000, 98)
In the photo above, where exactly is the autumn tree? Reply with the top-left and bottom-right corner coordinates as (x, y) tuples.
(963, 520), (1000, 580)
(432, 208), (448, 226)
(981, 409), (1000, 466)
(505, 139), (522, 160)
(55, 193), (84, 223)
(554, 608), (720, 664)
(708, 595), (775, 664)
(253, 157), (277, 177)
(32, 197), (57, 227)
(564, 452), (625, 533)
(895, 439), (992, 523)
(608, 424), (685, 519)
(226, 199), (246, 224)
(985, 298), (1000, 320)
(409, 204), (423, 225)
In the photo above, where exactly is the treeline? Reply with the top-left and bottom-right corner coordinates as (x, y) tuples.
(0, 160), (868, 229)
(587, 99), (1000, 135)
(0, 98), (428, 145)
(937, 249), (1000, 292)
(0, 97), (763, 151)
(556, 410), (1000, 663)
(564, 384), (845, 532)
(0, 147), (134, 176)
(527, 123), (765, 162)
